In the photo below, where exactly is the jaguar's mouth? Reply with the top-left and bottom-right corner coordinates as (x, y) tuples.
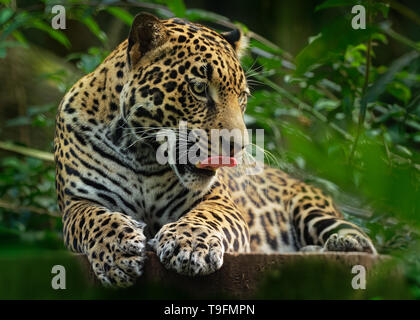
(184, 156), (238, 177)
(196, 156), (237, 169)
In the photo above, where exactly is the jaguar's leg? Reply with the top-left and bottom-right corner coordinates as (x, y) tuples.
(289, 184), (377, 254)
(150, 181), (250, 276)
(63, 200), (147, 287)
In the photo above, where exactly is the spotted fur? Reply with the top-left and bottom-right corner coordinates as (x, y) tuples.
(54, 13), (376, 286)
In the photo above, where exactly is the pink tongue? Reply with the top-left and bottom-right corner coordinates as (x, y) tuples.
(197, 156), (237, 168)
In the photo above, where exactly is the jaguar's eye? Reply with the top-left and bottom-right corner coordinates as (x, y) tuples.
(189, 81), (207, 98)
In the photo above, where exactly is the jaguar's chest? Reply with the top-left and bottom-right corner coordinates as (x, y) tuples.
(139, 171), (206, 237)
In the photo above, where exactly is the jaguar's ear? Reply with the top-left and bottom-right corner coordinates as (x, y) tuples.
(127, 12), (169, 68)
(221, 29), (248, 59)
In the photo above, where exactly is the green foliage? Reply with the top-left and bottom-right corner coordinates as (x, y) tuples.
(240, 0), (420, 298)
(158, 0), (186, 17)
(67, 47), (110, 74)
(294, 18), (374, 76)
(105, 7), (134, 26)
(0, 0), (419, 299)
(5, 103), (56, 128)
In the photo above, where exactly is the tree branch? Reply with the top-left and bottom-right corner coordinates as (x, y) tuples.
(0, 141), (54, 162)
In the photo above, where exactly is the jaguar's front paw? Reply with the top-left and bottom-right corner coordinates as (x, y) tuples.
(87, 217), (147, 287)
(150, 222), (225, 276)
(323, 232), (377, 254)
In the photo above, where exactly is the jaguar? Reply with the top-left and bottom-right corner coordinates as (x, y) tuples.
(54, 12), (377, 287)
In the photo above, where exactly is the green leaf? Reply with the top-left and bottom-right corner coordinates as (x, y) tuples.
(249, 38), (283, 56)
(314, 98), (340, 112)
(294, 18), (375, 75)
(257, 56), (283, 71)
(105, 7), (133, 26)
(11, 30), (28, 45)
(379, 21), (420, 51)
(362, 51), (419, 105)
(0, 7), (14, 25)
(315, 0), (360, 12)
(30, 20), (71, 48)
(185, 8), (230, 23)
(78, 54), (102, 73)
(386, 81), (411, 104)
(27, 104), (55, 116)
(372, 32), (388, 44)
(81, 16), (107, 43)
(6, 116), (31, 127)
(159, 0), (186, 17)
(67, 47), (108, 73)
(316, 0), (390, 17)
(0, 11), (28, 42)
(371, 2), (390, 18)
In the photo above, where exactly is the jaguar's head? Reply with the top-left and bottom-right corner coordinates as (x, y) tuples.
(120, 12), (250, 190)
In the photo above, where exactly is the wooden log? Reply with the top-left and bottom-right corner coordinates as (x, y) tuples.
(78, 251), (388, 298)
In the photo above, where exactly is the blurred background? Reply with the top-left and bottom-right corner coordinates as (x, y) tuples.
(0, 0), (419, 299)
